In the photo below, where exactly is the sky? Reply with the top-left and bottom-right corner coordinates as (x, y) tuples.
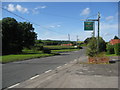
(1, 2), (119, 41)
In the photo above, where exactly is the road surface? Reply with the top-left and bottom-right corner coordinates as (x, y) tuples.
(2, 48), (86, 89)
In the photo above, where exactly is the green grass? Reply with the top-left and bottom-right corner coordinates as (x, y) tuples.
(51, 49), (80, 53)
(106, 54), (119, 56)
(1, 53), (54, 63)
(1, 46), (80, 63)
(44, 45), (75, 50)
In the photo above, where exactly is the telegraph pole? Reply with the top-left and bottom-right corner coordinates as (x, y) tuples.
(68, 34), (70, 41)
(76, 35), (78, 42)
(97, 12), (100, 53)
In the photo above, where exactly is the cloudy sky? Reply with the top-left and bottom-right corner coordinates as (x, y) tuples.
(1, 2), (118, 41)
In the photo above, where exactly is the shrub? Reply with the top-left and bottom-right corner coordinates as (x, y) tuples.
(114, 43), (120, 55)
(86, 38), (97, 57)
(99, 37), (106, 52)
(106, 44), (115, 54)
(42, 48), (51, 54)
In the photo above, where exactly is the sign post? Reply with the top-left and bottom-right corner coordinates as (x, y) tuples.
(83, 12), (100, 53)
(84, 22), (94, 31)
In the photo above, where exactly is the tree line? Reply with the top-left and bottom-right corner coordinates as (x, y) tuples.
(1, 17), (37, 55)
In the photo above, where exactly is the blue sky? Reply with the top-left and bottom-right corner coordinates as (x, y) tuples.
(1, 2), (118, 41)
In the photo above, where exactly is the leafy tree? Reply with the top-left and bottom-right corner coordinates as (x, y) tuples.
(99, 37), (107, 52)
(86, 37), (97, 57)
(18, 22), (37, 49)
(114, 36), (119, 39)
(2, 17), (22, 54)
(86, 37), (106, 57)
(2, 17), (37, 55)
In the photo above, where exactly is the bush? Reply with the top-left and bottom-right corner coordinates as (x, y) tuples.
(99, 37), (106, 52)
(114, 43), (120, 55)
(106, 44), (115, 54)
(42, 48), (51, 54)
(86, 38), (97, 57)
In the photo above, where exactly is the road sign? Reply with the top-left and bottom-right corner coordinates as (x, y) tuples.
(84, 22), (94, 31)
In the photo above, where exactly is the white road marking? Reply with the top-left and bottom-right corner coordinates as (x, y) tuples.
(79, 72), (83, 74)
(94, 75), (102, 77)
(65, 64), (67, 65)
(74, 59), (77, 62)
(83, 68), (88, 70)
(30, 75), (40, 80)
(8, 83), (20, 88)
(57, 66), (62, 69)
(45, 70), (52, 73)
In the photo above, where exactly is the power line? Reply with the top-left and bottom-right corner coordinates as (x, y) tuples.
(1, 7), (67, 35)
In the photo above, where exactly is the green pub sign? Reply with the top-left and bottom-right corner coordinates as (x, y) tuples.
(84, 22), (94, 31)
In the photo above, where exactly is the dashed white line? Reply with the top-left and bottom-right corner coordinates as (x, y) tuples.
(74, 59), (77, 62)
(8, 83), (20, 88)
(65, 64), (67, 65)
(30, 75), (40, 80)
(57, 66), (62, 69)
(94, 75), (102, 77)
(45, 70), (52, 73)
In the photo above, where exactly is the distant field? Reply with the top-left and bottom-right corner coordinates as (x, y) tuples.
(44, 45), (75, 50)
(51, 49), (80, 53)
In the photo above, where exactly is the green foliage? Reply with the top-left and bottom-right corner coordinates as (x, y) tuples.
(106, 44), (115, 54)
(42, 48), (51, 54)
(86, 37), (97, 57)
(99, 37), (106, 52)
(114, 36), (119, 39)
(1, 53), (54, 63)
(85, 37), (106, 52)
(114, 43), (120, 55)
(18, 22), (37, 48)
(2, 17), (37, 55)
(2, 17), (22, 54)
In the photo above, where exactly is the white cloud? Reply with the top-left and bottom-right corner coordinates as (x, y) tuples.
(50, 25), (55, 28)
(7, 4), (29, 13)
(48, 24), (61, 28)
(32, 5), (47, 14)
(56, 25), (61, 27)
(80, 8), (90, 16)
(101, 22), (118, 30)
(105, 16), (114, 21)
(16, 4), (28, 13)
(34, 6), (47, 10)
(41, 6), (47, 9)
(7, 4), (16, 12)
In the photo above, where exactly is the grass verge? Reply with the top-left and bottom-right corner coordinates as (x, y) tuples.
(1, 53), (54, 64)
(1, 48), (80, 64)
(51, 49), (80, 53)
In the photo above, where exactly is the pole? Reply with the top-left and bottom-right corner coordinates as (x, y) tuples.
(68, 34), (70, 41)
(97, 12), (100, 53)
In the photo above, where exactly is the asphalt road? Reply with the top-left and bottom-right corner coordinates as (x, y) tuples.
(2, 48), (86, 89)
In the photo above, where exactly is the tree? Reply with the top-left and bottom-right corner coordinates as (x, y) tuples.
(18, 22), (37, 49)
(86, 37), (106, 57)
(86, 37), (97, 57)
(2, 17), (37, 55)
(114, 36), (119, 39)
(2, 17), (22, 54)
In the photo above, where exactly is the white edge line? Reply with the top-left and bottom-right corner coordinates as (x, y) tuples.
(57, 66), (62, 69)
(45, 70), (52, 73)
(8, 83), (20, 88)
(30, 75), (40, 80)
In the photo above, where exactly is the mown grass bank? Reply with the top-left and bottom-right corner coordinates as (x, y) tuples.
(1, 48), (80, 64)
(1, 53), (54, 64)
